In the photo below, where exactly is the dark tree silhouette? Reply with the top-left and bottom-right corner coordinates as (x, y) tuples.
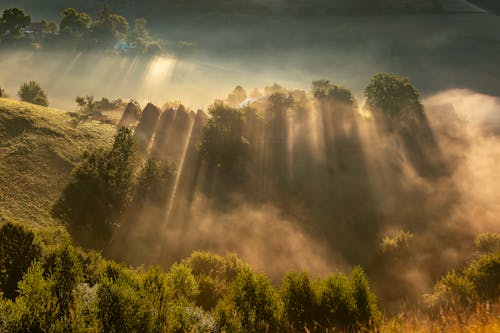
(0, 222), (41, 299)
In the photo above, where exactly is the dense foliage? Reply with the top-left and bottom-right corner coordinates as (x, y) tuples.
(52, 127), (137, 247)
(17, 80), (49, 107)
(0, 225), (382, 332)
(0, 6), (162, 55)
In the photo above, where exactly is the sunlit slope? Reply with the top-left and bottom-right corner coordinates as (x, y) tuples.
(0, 98), (115, 226)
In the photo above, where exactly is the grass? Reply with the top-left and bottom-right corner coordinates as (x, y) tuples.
(380, 302), (500, 333)
(0, 98), (116, 228)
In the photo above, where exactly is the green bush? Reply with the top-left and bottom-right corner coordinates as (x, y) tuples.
(17, 81), (49, 107)
(465, 253), (500, 300)
(216, 268), (281, 333)
(182, 251), (246, 310)
(0, 222), (41, 299)
(427, 253), (500, 310)
(281, 271), (318, 331)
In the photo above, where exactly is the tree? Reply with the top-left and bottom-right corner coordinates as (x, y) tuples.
(217, 269), (280, 333)
(90, 5), (129, 46)
(225, 85), (247, 107)
(59, 8), (92, 38)
(198, 102), (248, 173)
(312, 80), (356, 106)
(0, 86), (5, 98)
(52, 128), (136, 247)
(0, 8), (31, 39)
(48, 244), (83, 319)
(133, 157), (176, 208)
(17, 81), (49, 106)
(364, 73), (423, 118)
(0, 223), (42, 299)
(281, 271), (318, 331)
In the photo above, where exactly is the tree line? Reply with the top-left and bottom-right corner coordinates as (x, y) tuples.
(0, 6), (163, 55)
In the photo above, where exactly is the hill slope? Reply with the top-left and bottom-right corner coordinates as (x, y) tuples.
(0, 98), (115, 227)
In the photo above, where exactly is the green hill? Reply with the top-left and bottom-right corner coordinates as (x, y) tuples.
(0, 98), (115, 227)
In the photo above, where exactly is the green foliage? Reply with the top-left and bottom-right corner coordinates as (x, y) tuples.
(0, 222), (41, 299)
(475, 232), (500, 254)
(166, 263), (199, 302)
(76, 95), (126, 116)
(350, 266), (382, 328)
(465, 253), (500, 300)
(11, 262), (54, 332)
(314, 267), (380, 331)
(216, 268), (281, 333)
(0, 8), (31, 39)
(380, 231), (414, 254)
(268, 91), (294, 116)
(48, 244), (84, 318)
(17, 81), (49, 107)
(364, 73), (423, 118)
(133, 157), (176, 208)
(60, 8), (92, 38)
(89, 5), (129, 47)
(312, 80), (356, 106)
(97, 275), (152, 332)
(427, 253), (500, 309)
(52, 127), (136, 246)
(199, 102), (248, 173)
(141, 266), (170, 332)
(183, 251), (246, 309)
(281, 271), (318, 331)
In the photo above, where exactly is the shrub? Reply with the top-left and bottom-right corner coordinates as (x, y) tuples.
(475, 232), (500, 254)
(17, 81), (49, 106)
(0, 222), (42, 299)
(216, 268), (281, 333)
(465, 253), (500, 300)
(316, 267), (381, 331)
(380, 231), (414, 255)
(183, 251), (246, 310)
(427, 253), (500, 310)
(281, 271), (318, 331)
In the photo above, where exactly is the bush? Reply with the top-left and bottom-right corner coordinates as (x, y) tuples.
(316, 267), (381, 331)
(465, 253), (500, 300)
(0, 222), (42, 299)
(182, 251), (246, 310)
(427, 253), (500, 310)
(380, 231), (414, 255)
(475, 232), (500, 254)
(281, 271), (318, 331)
(17, 81), (49, 106)
(216, 268), (281, 333)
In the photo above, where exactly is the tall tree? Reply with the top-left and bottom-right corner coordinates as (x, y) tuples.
(0, 8), (31, 39)
(59, 8), (92, 38)
(52, 128), (136, 247)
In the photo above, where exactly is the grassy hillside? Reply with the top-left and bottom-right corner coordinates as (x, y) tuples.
(0, 98), (115, 227)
